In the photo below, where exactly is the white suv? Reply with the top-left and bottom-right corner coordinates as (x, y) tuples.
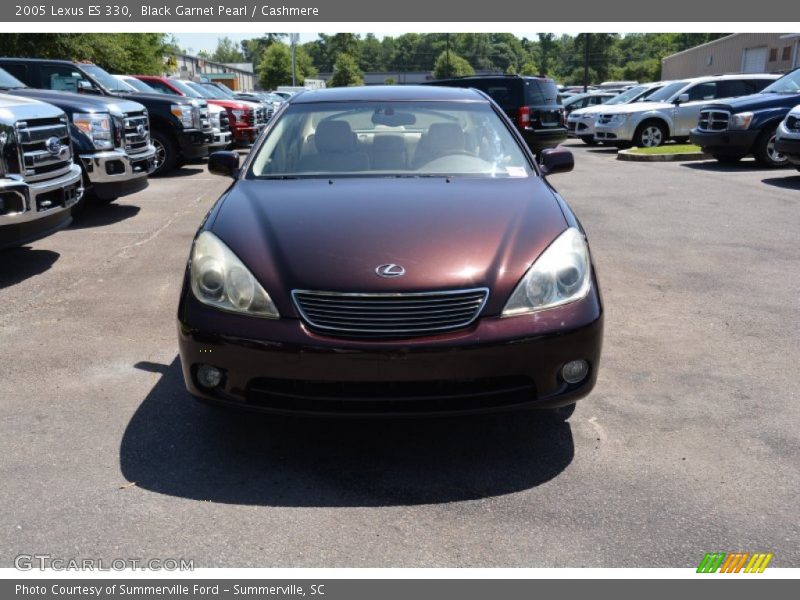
(775, 104), (800, 170)
(594, 74), (779, 148)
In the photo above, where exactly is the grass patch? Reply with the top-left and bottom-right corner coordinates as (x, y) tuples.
(628, 144), (703, 155)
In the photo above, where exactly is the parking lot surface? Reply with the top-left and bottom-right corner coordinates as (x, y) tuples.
(1, 143), (798, 567)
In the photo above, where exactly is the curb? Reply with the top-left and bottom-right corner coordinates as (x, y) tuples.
(617, 149), (712, 162)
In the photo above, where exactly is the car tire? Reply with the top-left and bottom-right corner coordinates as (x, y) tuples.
(753, 127), (789, 168)
(633, 120), (667, 148)
(580, 135), (597, 145)
(150, 130), (178, 176)
(712, 154), (744, 164)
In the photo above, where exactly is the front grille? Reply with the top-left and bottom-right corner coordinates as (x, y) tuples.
(697, 110), (730, 132)
(246, 376), (536, 414)
(249, 107), (266, 127)
(219, 111), (230, 130)
(198, 106), (211, 131)
(123, 110), (150, 155)
(786, 115), (800, 132)
(16, 118), (72, 183)
(292, 288), (489, 338)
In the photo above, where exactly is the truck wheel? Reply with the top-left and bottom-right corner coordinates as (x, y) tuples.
(633, 121), (667, 148)
(753, 127), (789, 168)
(712, 154), (744, 164)
(580, 135), (598, 145)
(150, 130), (178, 176)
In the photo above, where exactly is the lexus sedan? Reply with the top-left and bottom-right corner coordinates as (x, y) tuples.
(177, 85), (603, 417)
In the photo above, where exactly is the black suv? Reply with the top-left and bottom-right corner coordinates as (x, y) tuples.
(426, 75), (567, 152)
(0, 58), (214, 175)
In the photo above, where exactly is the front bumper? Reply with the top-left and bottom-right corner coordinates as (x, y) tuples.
(177, 284), (603, 417)
(568, 117), (596, 138)
(0, 164), (83, 249)
(177, 129), (212, 160)
(520, 126), (568, 151)
(209, 129), (233, 148)
(594, 118), (636, 142)
(775, 121), (800, 165)
(231, 125), (264, 146)
(689, 128), (760, 157)
(80, 145), (156, 200)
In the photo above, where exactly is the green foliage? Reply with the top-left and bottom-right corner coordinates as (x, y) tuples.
(330, 53), (364, 87)
(211, 36), (245, 63)
(258, 43), (316, 89)
(433, 51), (475, 79)
(0, 33), (174, 74)
(519, 62), (539, 76)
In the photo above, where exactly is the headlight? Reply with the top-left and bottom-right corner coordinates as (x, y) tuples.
(73, 112), (113, 150)
(581, 112), (597, 120)
(605, 113), (628, 125)
(728, 112), (754, 130)
(190, 231), (279, 318)
(502, 227), (591, 316)
(171, 104), (194, 128)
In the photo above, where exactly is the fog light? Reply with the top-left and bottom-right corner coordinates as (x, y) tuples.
(562, 359), (589, 384)
(197, 365), (223, 388)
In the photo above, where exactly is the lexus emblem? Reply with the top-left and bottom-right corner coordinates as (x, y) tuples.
(375, 264), (405, 278)
(136, 124), (146, 138)
(46, 136), (61, 156)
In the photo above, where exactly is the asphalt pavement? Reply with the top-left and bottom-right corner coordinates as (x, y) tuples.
(1, 142), (798, 567)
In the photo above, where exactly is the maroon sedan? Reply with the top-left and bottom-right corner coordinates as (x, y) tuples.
(178, 85), (603, 416)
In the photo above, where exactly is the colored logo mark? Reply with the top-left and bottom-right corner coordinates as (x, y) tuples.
(697, 552), (773, 573)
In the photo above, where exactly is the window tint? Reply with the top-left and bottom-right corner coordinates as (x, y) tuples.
(525, 80), (559, 105)
(143, 79), (172, 94)
(719, 80), (753, 98)
(687, 82), (718, 101)
(473, 82), (519, 109)
(40, 65), (92, 92)
(2, 64), (28, 83)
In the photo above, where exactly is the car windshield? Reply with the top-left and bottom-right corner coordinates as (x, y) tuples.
(121, 77), (156, 93)
(209, 84), (235, 99)
(82, 64), (131, 92)
(645, 81), (689, 102)
(167, 78), (204, 98)
(761, 69), (800, 94)
(249, 100), (532, 179)
(605, 85), (649, 105)
(0, 68), (26, 89)
(185, 82), (215, 98)
(193, 84), (228, 99)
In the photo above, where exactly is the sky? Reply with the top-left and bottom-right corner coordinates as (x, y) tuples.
(175, 32), (543, 56)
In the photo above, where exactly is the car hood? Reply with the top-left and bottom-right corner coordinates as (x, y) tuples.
(703, 92), (800, 112)
(9, 89), (145, 114)
(597, 101), (672, 115)
(209, 177), (569, 316)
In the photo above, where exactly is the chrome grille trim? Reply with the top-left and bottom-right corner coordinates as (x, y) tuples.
(292, 288), (490, 337)
(16, 119), (72, 183)
(697, 110), (730, 132)
(122, 111), (150, 155)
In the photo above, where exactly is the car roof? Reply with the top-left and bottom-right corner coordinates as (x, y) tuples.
(290, 85), (488, 104)
(680, 73), (781, 83)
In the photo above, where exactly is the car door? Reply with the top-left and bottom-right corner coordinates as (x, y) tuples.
(672, 81), (718, 136)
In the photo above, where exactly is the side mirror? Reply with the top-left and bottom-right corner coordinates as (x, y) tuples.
(539, 148), (574, 176)
(674, 93), (690, 105)
(77, 80), (98, 94)
(208, 151), (240, 178)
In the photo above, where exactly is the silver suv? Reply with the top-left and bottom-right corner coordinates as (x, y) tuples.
(594, 74), (779, 148)
(775, 104), (800, 170)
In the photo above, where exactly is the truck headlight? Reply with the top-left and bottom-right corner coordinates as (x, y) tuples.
(502, 227), (592, 316)
(171, 104), (194, 129)
(73, 112), (114, 150)
(728, 112), (754, 130)
(190, 231), (279, 318)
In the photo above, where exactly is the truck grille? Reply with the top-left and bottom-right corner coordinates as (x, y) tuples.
(292, 288), (489, 338)
(16, 118), (73, 183)
(697, 110), (730, 132)
(198, 106), (211, 131)
(248, 107), (267, 127)
(123, 110), (150, 155)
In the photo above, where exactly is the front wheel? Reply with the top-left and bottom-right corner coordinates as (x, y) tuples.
(580, 135), (598, 146)
(633, 121), (667, 148)
(150, 130), (178, 176)
(753, 127), (789, 168)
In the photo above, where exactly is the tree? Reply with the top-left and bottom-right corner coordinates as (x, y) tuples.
(330, 53), (364, 87)
(258, 43), (316, 89)
(519, 62), (538, 76)
(433, 51), (474, 79)
(211, 36), (245, 63)
(242, 33), (287, 69)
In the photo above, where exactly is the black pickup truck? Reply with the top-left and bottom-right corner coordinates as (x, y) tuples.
(0, 58), (214, 175)
(0, 67), (154, 204)
(690, 68), (800, 167)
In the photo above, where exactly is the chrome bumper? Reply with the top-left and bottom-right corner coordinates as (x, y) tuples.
(80, 145), (156, 185)
(209, 129), (232, 147)
(0, 163), (84, 225)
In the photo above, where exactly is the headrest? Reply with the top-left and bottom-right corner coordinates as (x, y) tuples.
(424, 122), (465, 152)
(372, 135), (405, 152)
(314, 120), (356, 153)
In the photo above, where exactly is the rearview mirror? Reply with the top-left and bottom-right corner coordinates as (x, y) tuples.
(674, 93), (690, 104)
(208, 151), (240, 178)
(539, 148), (574, 176)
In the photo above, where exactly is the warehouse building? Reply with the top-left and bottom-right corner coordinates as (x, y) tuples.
(166, 53), (257, 91)
(662, 33), (800, 79)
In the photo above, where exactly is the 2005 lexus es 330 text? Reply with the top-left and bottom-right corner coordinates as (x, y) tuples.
(177, 85), (603, 417)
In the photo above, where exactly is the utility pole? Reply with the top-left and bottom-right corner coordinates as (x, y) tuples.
(583, 33), (590, 93)
(290, 33), (299, 86)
